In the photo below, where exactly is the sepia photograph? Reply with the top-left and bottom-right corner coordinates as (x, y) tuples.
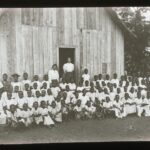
(0, 7), (149, 144)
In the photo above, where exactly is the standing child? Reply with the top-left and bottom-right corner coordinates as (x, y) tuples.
(111, 73), (119, 87)
(32, 75), (41, 90)
(82, 68), (90, 86)
(41, 74), (50, 90)
(23, 83), (30, 98)
(21, 72), (31, 91)
(11, 74), (22, 92)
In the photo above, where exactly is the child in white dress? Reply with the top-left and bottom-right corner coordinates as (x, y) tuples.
(38, 101), (54, 127)
(18, 103), (33, 127)
(31, 101), (43, 125)
(48, 101), (62, 123)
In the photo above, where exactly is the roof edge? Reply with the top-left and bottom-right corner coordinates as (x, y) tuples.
(105, 7), (137, 40)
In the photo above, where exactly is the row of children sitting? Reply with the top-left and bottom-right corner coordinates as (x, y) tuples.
(0, 70), (149, 129)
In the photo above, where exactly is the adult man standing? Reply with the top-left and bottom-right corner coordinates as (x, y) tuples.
(63, 57), (74, 83)
(48, 64), (59, 85)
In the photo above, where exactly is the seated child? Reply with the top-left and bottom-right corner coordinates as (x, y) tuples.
(51, 81), (61, 98)
(61, 100), (69, 121)
(83, 80), (91, 91)
(0, 97), (7, 125)
(23, 83), (30, 98)
(68, 79), (76, 92)
(17, 91), (28, 110)
(93, 75), (98, 87)
(98, 74), (104, 87)
(86, 87), (96, 103)
(73, 99), (85, 120)
(93, 98), (104, 119)
(31, 101), (43, 125)
(3, 92), (17, 114)
(64, 85), (74, 105)
(59, 79), (67, 91)
(38, 101), (54, 127)
(27, 91), (36, 110)
(102, 96), (114, 118)
(109, 86), (116, 102)
(112, 95), (124, 119)
(12, 86), (19, 100)
(83, 101), (96, 119)
(122, 93), (136, 117)
(6, 104), (21, 129)
(137, 95), (150, 117)
(111, 73), (119, 87)
(95, 87), (105, 102)
(80, 89), (90, 107)
(41, 82), (48, 94)
(40, 90), (48, 104)
(105, 74), (111, 85)
(76, 81), (84, 97)
(35, 90), (41, 105)
(48, 100), (62, 123)
(46, 89), (55, 106)
(18, 103), (33, 127)
(31, 82), (39, 97)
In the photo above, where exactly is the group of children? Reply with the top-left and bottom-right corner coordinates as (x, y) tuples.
(0, 69), (150, 129)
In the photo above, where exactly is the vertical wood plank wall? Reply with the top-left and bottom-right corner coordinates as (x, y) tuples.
(0, 8), (124, 82)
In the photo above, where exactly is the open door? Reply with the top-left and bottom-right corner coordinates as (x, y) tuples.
(59, 48), (75, 78)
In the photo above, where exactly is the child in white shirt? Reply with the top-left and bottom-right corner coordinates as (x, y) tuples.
(31, 101), (43, 125)
(73, 99), (84, 120)
(38, 101), (54, 127)
(84, 101), (96, 119)
(82, 68), (90, 86)
(18, 103), (33, 127)
(17, 91), (28, 110)
(48, 100), (62, 123)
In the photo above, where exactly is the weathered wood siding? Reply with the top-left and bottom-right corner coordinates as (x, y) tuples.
(0, 8), (124, 82)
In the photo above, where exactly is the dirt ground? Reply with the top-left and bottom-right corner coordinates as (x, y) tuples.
(0, 116), (150, 144)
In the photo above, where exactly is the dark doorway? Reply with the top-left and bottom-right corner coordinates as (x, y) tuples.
(59, 48), (75, 78)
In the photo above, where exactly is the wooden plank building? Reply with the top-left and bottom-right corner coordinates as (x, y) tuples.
(0, 8), (134, 83)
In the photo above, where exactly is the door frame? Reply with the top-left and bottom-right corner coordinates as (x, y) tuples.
(58, 45), (76, 81)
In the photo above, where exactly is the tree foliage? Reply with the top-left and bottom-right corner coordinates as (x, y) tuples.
(113, 7), (150, 76)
